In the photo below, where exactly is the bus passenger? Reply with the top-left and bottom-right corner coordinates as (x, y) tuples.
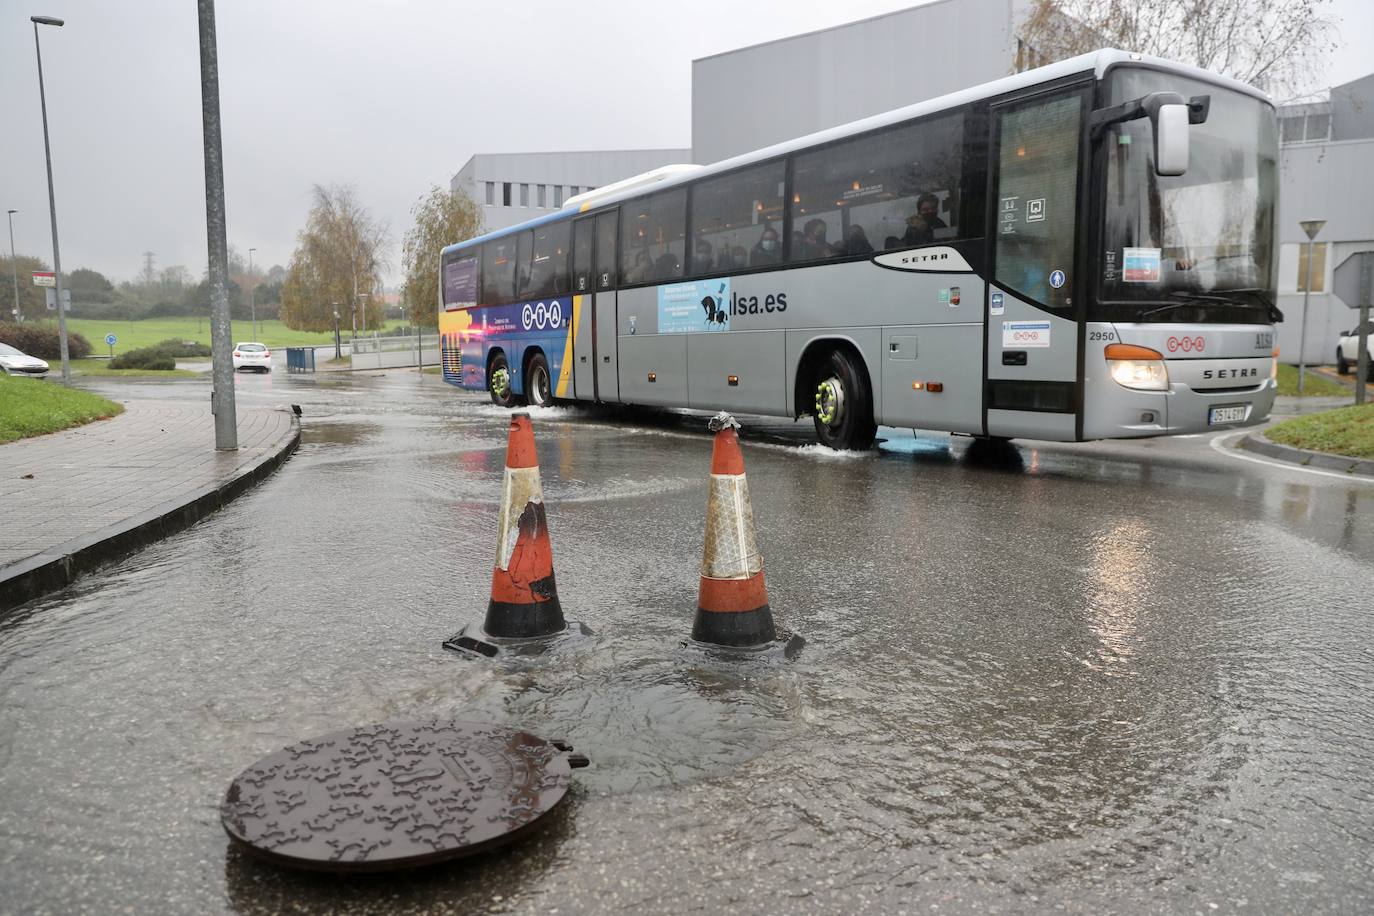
(694, 239), (715, 273)
(800, 219), (836, 260)
(626, 248), (652, 285)
(749, 227), (782, 266)
(842, 224), (874, 255)
(901, 193), (948, 246)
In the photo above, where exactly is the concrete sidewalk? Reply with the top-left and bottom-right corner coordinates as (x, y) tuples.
(0, 399), (299, 611)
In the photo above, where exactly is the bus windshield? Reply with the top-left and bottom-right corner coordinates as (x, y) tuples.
(1097, 69), (1278, 322)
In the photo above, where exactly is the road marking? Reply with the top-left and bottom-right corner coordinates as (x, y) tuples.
(1209, 430), (1374, 484)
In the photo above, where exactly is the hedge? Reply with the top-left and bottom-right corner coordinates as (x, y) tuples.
(0, 321), (93, 360)
(108, 346), (176, 370)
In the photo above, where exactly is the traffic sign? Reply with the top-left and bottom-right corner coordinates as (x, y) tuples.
(32, 271), (55, 288)
(105, 334), (117, 346)
(1332, 250), (1374, 310)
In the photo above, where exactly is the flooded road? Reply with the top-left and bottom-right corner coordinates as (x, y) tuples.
(2, 370), (1372, 914)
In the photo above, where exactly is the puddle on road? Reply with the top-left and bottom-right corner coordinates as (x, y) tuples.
(3, 378), (1373, 913)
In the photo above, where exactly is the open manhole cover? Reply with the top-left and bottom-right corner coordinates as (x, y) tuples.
(221, 720), (588, 872)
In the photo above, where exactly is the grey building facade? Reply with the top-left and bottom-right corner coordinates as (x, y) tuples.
(1275, 72), (1374, 365)
(451, 149), (691, 234)
(691, 0), (1035, 164)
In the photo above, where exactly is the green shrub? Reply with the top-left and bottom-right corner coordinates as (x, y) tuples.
(0, 321), (93, 360)
(109, 346), (176, 370)
(152, 338), (212, 358)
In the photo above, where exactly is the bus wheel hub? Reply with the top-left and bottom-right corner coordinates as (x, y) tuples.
(490, 367), (510, 398)
(815, 378), (844, 426)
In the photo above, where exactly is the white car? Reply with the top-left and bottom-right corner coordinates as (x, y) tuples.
(232, 342), (272, 372)
(0, 341), (50, 377)
(1335, 322), (1373, 379)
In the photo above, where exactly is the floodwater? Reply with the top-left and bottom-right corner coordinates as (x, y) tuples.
(2, 370), (1372, 914)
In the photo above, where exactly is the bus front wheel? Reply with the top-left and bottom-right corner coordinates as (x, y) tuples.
(488, 353), (517, 408)
(812, 350), (876, 451)
(526, 352), (554, 408)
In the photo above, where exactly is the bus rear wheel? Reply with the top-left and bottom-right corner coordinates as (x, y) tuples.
(812, 350), (876, 451)
(488, 353), (517, 408)
(526, 352), (554, 408)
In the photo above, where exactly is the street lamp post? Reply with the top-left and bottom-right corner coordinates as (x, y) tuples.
(248, 246), (256, 340)
(6, 210), (18, 323)
(333, 308), (341, 360)
(1298, 219), (1326, 395)
(31, 15), (70, 382)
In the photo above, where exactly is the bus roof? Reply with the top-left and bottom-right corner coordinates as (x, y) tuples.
(442, 48), (1270, 257)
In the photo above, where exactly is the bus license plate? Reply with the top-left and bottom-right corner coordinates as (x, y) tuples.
(1209, 405), (1247, 425)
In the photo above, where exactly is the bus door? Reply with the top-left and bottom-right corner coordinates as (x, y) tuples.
(592, 210), (620, 403)
(985, 83), (1090, 441)
(571, 217), (595, 398)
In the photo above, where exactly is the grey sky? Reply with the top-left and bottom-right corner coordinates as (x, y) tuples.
(2, 0), (1370, 287)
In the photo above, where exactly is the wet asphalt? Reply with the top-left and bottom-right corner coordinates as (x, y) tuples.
(1, 368), (1371, 915)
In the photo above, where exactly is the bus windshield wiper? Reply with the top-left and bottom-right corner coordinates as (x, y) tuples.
(1135, 291), (1281, 323)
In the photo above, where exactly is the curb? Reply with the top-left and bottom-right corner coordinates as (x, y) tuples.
(1239, 432), (1374, 478)
(0, 413), (301, 614)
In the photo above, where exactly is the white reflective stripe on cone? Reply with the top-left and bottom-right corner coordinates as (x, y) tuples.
(495, 466), (544, 571)
(702, 473), (762, 580)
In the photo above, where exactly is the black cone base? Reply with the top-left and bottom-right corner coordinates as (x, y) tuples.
(691, 605), (777, 647)
(483, 596), (567, 639)
(684, 625), (805, 662)
(443, 620), (593, 659)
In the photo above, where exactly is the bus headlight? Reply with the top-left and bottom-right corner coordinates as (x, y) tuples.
(1105, 343), (1169, 391)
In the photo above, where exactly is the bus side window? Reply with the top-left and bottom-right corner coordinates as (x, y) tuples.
(481, 237), (517, 305)
(572, 219), (593, 293)
(620, 189), (686, 285)
(789, 112), (968, 263)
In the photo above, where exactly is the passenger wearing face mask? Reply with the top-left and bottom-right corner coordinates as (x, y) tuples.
(750, 226), (782, 266)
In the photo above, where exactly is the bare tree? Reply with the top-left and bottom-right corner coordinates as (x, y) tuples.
(281, 184), (389, 333)
(1017, 0), (1339, 99)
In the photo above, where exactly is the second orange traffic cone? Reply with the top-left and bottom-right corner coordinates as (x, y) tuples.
(690, 413), (803, 658)
(444, 413), (587, 658)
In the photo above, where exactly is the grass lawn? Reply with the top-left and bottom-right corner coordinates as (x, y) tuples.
(0, 374), (124, 444)
(50, 316), (406, 353)
(1265, 403), (1374, 459)
(69, 358), (199, 379)
(1275, 363), (1350, 397)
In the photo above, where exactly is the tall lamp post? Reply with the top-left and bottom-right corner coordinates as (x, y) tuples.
(247, 246), (256, 340)
(1297, 219), (1326, 395)
(6, 210), (18, 322)
(332, 308), (342, 360)
(31, 15), (71, 382)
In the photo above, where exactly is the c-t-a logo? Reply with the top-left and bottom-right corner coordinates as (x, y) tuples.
(521, 301), (564, 331)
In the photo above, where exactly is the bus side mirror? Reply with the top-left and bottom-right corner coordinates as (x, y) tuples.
(1144, 93), (1190, 176)
(1152, 103), (1189, 176)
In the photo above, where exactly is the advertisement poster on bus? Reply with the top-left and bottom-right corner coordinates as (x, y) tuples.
(659, 278), (730, 334)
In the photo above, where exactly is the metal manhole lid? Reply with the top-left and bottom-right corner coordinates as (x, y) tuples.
(221, 720), (586, 872)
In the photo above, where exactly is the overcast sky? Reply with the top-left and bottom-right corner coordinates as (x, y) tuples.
(2, 0), (1371, 287)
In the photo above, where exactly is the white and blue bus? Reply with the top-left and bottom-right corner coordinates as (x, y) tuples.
(439, 49), (1280, 449)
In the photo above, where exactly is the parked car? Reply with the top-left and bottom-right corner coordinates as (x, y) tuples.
(1335, 322), (1374, 379)
(232, 342), (272, 372)
(0, 341), (50, 377)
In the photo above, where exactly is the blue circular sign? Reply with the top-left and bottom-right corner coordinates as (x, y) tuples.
(105, 333), (117, 346)
(1049, 269), (1066, 289)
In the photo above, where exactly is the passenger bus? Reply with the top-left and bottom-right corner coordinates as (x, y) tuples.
(438, 49), (1280, 449)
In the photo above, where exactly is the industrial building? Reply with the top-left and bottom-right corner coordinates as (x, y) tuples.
(450, 149), (691, 234)
(1274, 72), (1374, 365)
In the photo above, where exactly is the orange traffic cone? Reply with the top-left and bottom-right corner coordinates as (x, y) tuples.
(444, 413), (588, 658)
(690, 413), (803, 658)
